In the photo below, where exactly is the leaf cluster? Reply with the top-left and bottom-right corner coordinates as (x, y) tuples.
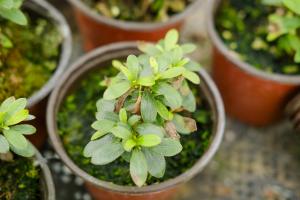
(262, 0), (300, 63)
(0, 0), (27, 25)
(84, 30), (202, 187)
(0, 97), (36, 158)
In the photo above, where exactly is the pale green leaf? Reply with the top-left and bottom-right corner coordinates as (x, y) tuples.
(159, 67), (184, 79)
(154, 82), (182, 109)
(0, 8), (27, 25)
(91, 140), (124, 165)
(3, 129), (28, 150)
(123, 139), (136, 152)
(111, 125), (132, 139)
(10, 141), (35, 157)
(103, 81), (131, 100)
(112, 60), (132, 80)
(10, 124), (36, 135)
(141, 91), (157, 122)
(5, 109), (29, 126)
(143, 148), (166, 178)
(119, 108), (127, 123)
(130, 149), (148, 187)
(135, 123), (165, 138)
(155, 100), (173, 120)
(181, 43), (197, 54)
(128, 115), (141, 126)
(137, 76), (155, 86)
(0, 135), (9, 153)
(84, 134), (113, 157)
(164, 29), (179, 51)
(137, 134), (161, 147)
(283, 0), (300, 15)
(182, 70), (200, 84)
(151, 138), (182, 157)
(127, 55), (140, 79)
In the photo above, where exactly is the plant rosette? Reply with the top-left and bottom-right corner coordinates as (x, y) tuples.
(65, 0), (203, 50)
(0, 97), (55, 200)
(208, 0), (300, 126)
(0, 0), (71, 147)
(47, 30), (225, 200)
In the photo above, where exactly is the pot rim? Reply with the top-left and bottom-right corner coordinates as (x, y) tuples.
(34, 145), (55, 200)
(47, 42), (225, 194)
(66, 0), (203, 31)
(24, 0), (72, 108)
(207, 0), (300, 85)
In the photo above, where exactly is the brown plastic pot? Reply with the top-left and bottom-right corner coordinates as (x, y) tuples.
(34, 145), (56, 200)
(47, 42), (225, 200)
(21, 0), (72, 148)
(66, 0), (203, 51)
(207, 0), (300, 126)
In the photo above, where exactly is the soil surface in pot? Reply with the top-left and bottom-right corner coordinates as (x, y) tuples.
(215, 0), (300, 75)
(57, 66), (213, 186)
(0, 11), (63, 102)
(0, 156), (41, 200)
(80, 0), (194, 22)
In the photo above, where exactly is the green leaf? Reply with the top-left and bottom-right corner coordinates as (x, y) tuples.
(123, 139), (136, 152)
(0, 8), (27, 25)
(141, 91), (157, 122)
(5, 109), (29, 126)
(159, 67), (184, 79)
(0, 96), (15, 112)
(151, 138), (182, 157)
(283, 0), (300, 15)
(138, 42), (161, 56)
(137, 76), (155, 86)
(103, 81), (131, 100)
(3, 97), (26, 117)
(135, 123), (165, 138)
(0, 0), (14, 9)
(96, 111), (119, 122)
(127, 55), (140, 80)
(137, 134), (161, 147)
(10, 142), (35, 157)
(90, 139), (124, 165)
(155, 100), (173, 120)
(143, 148), (166, 178)
(172, 114), (197, 134)
(130, 149), (148, 187)
(128, 115), (141, 126)
(185, 61), (202, 72)
(96, 99), (115, 113)
(0, 135), (9, 153)
(154, 82), (182, 109)
(182, 70), (200, 84)
(164, 29), (179, 51)
(91, 119), (115, 140)
(111, 125), (132, 139)
(182, 92), (196, 112)
(10, 124), (36, 135)
(119, 108), (127, 123)
(149, 57), (159, 73)
(3, 129), (28, 150)
(112, 60), (132, 81)
(181, 43), (197, 54)
(0, 33), (13, 48)
(84, 135), (113, 157)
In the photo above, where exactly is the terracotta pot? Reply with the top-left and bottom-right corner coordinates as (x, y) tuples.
(66, 0), (203, 51)
(34, 145), (56, 200)
(47, 43), (225, 200)
(22, 0), (72, 148)
(207, 0), (300, 126)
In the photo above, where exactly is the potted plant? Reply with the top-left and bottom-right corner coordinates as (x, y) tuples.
(0, 0), (72, 147)
(207, 0), (300, 126)
(65, 0), (203, 51)
(0, 97), (55, 199)
(47, 30), (225, 200)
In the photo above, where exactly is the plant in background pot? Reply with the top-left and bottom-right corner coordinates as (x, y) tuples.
(0, 0), (71, 148)
(47, 30), (225, 200)
(0, 97), (55, 200)
(207, 0), (300, 126)
(66, 0), (202, 50)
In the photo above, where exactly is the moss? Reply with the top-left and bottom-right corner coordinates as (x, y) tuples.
(81, 0), (193, 22)
(0, 12), (63, 102)
(57, 67), (213, 186)
(0, 156), (40, 200)
(215, 0), (300, 75)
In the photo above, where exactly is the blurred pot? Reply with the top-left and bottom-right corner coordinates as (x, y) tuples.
(66, 0), (202, 51)
(22, 0), (72, 148)
(207, 0), (300, 126)
(47, 42), (225, 200)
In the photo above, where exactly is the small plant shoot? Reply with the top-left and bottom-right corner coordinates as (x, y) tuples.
(84, 29), (203, 187)
(0, 97), (36, 158)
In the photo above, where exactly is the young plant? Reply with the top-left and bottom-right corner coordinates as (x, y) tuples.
(262, 0), (300, 64)
(0, 97), (36, 159)
(0, 0), (27, 25)
(84, 29), (202, 187)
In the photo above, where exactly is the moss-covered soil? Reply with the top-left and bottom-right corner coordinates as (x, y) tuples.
(57, 66), (213, 186)
(216, 0), (300, 75)
(81, 0), (193, 22)
(0, 11), (62, 102)
(0, 156), (40, 200)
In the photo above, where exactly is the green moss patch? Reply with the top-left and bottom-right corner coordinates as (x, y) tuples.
(57, 67), (213, 186)
(0, 156), (40, 200)
(0, 12), (63, 102)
